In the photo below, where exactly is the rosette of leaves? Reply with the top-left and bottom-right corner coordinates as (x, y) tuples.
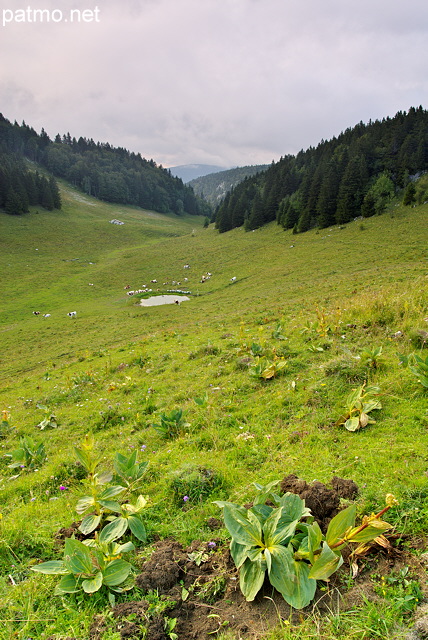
(74, 440), (148, 542)
(215, 481), (393, 609)
(35, 403), (58, 430)
(77, 488), (147, 543)
(113, 450), (149, 492)
(335, 384), (382, 431)
(249, 357), (287, 380)
(407, 353), (428, 388)
(151, 408), (189, 439)
(31, 537), (134, 595)
(6, 436), (47, 471)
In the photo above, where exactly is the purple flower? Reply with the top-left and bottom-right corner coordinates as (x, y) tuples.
(183, 496), (189, 502)
(208, 541), (216, 548)
(140, 445), (147, 451)
(59, 485), (67, 491)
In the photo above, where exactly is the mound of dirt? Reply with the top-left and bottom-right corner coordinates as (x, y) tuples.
(280, 474), (358, 531)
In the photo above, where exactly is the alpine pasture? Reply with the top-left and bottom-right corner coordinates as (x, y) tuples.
(0, 180), (428, 640)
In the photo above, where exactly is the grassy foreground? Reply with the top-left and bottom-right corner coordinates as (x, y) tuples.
(0, 182), (428, 639)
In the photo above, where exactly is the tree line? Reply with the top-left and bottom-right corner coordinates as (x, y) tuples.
(0, 114), (210, 217)
(215, 106), (428, 233)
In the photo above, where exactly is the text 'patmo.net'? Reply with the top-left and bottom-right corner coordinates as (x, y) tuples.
(2, 7), (101, 27)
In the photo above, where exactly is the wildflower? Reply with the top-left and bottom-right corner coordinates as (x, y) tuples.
(140, 444), (147, 451)
(59, 485), (67, 491)
(183, 496), (190, 502)
(208, 541), (216, 548)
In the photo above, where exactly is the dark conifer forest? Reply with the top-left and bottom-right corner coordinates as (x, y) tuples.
(0, 114), (209, 217)
(214, 106), (428, 233)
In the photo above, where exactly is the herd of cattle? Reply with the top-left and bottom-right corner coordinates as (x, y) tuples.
(32, 264), (238, 317)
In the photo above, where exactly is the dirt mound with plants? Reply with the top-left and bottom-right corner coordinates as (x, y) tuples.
(49, 476), (426, 640)
(280, 473), (359, 531)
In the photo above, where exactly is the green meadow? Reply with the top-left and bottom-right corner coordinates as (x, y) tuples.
(0, 180), (428, 639)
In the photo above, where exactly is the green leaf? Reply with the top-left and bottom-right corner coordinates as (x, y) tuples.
(222, 504), (263, 547)
(305, 522), (323, 563)
(74, 447), (91, 471)
(346, 386), (363, 410)
(103, 559), (132, 586)
(82, 571), (103, 593)
(79, 514), (101, 535)
(267, 544), (296, 601)
(99, 485), (126, 500)
(97, 470), (114, 485)
(288, 560), (317, 609)
(55, 573), (80, 594)
(230, 539), (250, 569)
(30, 560), (68, 575)
(98, 500), (122, 512)
(277, 492), (311, 522)
(99, 517), (129, 543)
(344, 417), (361, 431)
(363, 400), (382, 412)
(128, 515), (147, 542)
(326, 505), (356, 547)
(252, 479), (280, 505)
(117, 541), (135, 554)
(239, 556), (266, 601)
(262, 507), (284, 547)
(64, 538), (94, 575)
(346, 521), (392, 542)
(76, 495), (96, 515)
(309, 542), (343, 580)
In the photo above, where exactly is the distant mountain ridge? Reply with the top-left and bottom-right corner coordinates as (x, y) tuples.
(168, 164), (229, 182)
(189, 164), (269, 206)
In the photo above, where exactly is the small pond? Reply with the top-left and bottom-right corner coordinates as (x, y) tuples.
(139, 295), (190, 307)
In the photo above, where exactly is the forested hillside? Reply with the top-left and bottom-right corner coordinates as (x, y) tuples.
(0, 151), (61, 214)
(215, 106), (428, 233)
(0, 114), (209, 217)
(189, 164), (269, 207)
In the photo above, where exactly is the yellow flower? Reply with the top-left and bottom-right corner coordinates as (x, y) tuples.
(385, 493), (399, 507)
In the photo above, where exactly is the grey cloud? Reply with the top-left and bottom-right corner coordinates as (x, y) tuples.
(1, 0), (427, 166)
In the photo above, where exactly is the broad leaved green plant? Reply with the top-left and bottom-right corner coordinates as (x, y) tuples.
(215, 481), (393, 609)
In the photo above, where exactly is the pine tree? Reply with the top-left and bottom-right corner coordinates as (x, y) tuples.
(49, 175), (61, 209)
(5, 189), (25, 215)
(403, 182), (416, 206)
(245, 192), (265, 230)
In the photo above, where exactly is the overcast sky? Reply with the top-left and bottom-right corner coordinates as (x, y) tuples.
(1, 0), (427, 167)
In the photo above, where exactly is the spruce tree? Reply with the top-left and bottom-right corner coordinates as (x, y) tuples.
(5, 189), (24, 215)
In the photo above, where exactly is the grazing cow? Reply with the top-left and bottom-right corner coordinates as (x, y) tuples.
(124, 285), (131, 290)
(43, 314), (51, 318)
(67, 311), (77, 317)
(230, 276), (237, 282)
(33, 311), (41, 316)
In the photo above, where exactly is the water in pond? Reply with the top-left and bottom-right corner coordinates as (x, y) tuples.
(139, 295), (190, 307)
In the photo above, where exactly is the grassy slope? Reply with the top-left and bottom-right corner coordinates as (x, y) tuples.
(0, 182), (428, 639)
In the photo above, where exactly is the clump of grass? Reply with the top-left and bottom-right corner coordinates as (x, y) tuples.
(169, 465), (227, 506)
